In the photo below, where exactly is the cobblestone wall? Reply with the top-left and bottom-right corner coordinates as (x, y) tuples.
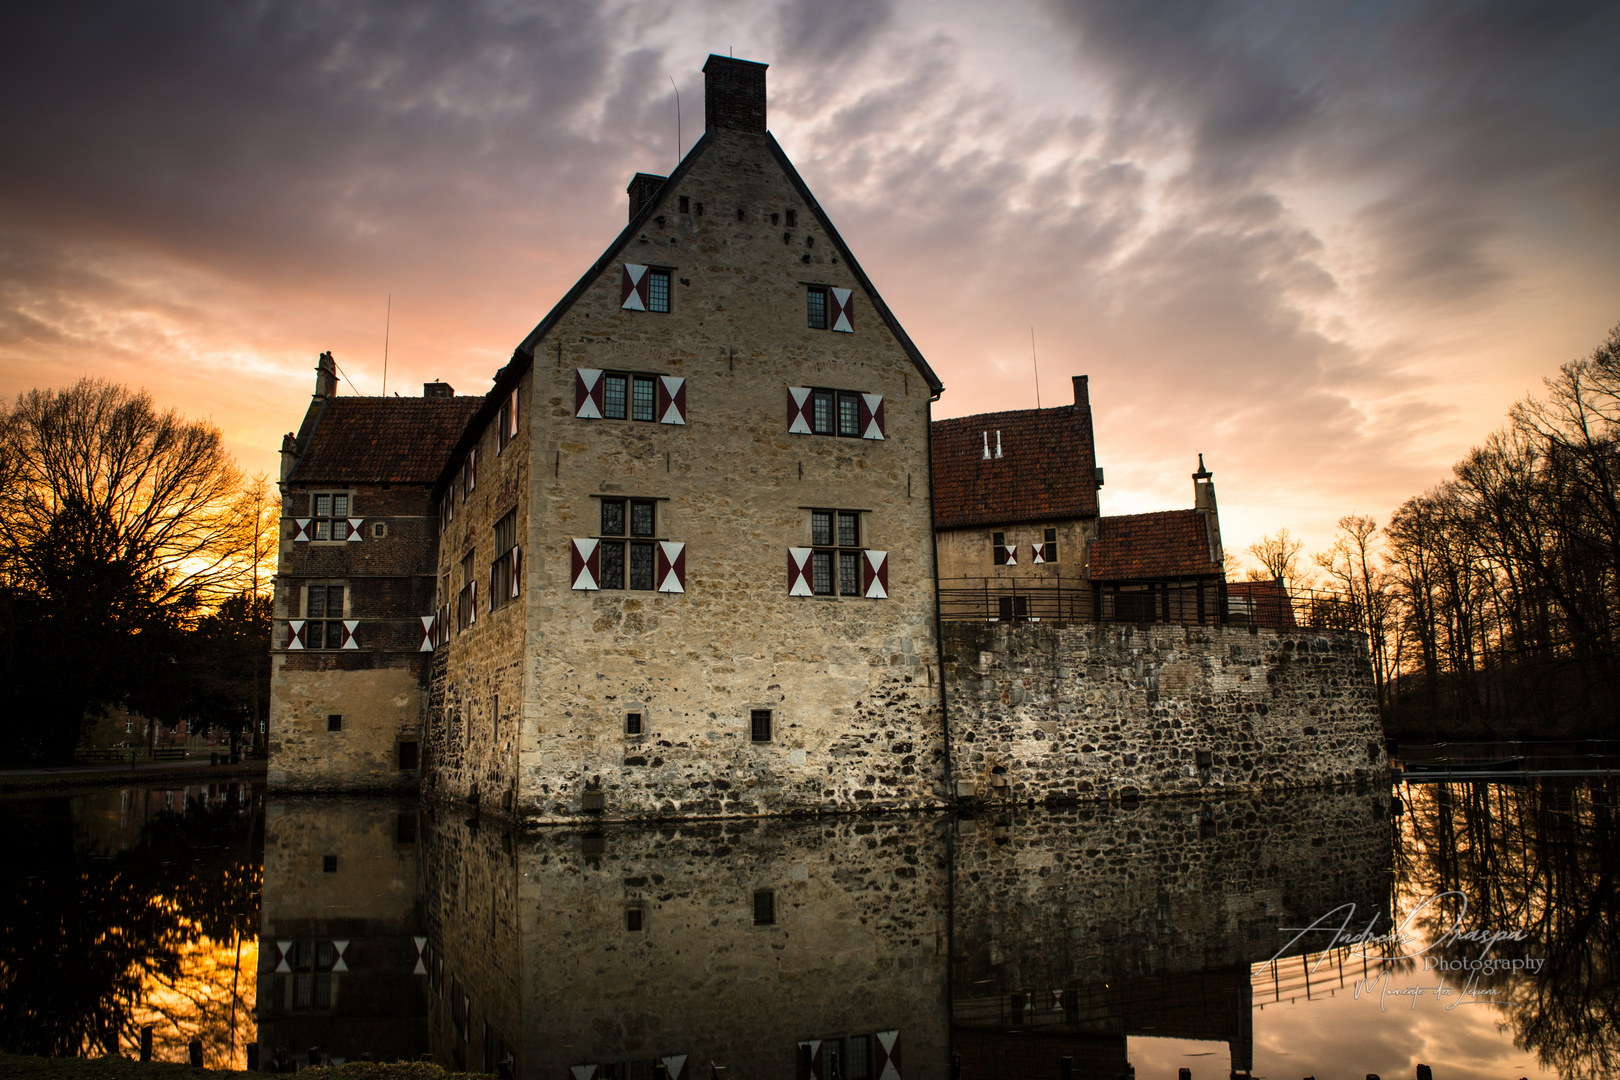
(944, 622), (1388, 803)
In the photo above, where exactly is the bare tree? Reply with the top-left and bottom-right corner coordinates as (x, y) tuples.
(1246, 528), (1312, 590)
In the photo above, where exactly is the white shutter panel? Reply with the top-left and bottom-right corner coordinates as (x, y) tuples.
(656, 541), (686, 593)
(287, 621), (305, 650)
(860, 394), (885, 440)
(347, 518), (364, 542)
(875, 1030), (901, 1080)
(420, 616), (435, 652)
(863, 550), (889, 599)
(293, 519), (311, 542)
(788, 547), (814, 596)
(620, 264), (649, 310)
(787, 387), (813, 434)
(341, 621), (360, 649)
(1002, 544), (1018, 566)
(829, 287), (854, 332)
(571, 539), (601, 590)
(510, 547), (522, 599)
(658, 376), (687, 425)
(575, 369), (604, 419)
(1031, 542), (1046, 564)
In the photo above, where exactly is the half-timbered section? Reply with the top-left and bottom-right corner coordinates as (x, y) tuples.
(931, 376), (1102, 623)
(269, 353), (481, 791)
(425, 55), (947, 821)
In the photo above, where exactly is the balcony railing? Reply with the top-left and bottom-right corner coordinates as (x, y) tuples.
(938, 579), (1362, 632)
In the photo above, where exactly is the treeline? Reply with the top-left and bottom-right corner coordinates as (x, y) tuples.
(0, 379), (275, 764)
(1252, 324), (1620, 739)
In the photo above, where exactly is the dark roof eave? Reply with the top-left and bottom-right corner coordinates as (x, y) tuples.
(934, 511), (1100, 532)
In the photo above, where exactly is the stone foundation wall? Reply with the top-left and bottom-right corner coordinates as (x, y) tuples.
(944, 622), (1388, 803)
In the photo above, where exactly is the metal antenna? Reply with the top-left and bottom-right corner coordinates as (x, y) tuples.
(671, 77), (681, 164)
(1031, 327), (1042, 408)
(381, 294), (391, 397)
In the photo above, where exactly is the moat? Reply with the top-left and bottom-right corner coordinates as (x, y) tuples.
(2, 772), (1612, 1080)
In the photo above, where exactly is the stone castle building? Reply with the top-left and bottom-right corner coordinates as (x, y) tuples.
(267, 55), (1387, 816)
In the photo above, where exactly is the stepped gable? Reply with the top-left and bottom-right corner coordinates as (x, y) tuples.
(1089, 509), (1219, 580)
(931, 400), (1098, 530)
(289, 396), (483, 484)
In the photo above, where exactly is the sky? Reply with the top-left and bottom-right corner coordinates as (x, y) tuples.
(2, 0), (1617, 565)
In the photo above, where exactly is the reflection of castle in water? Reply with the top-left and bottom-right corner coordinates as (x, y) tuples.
(252, 788), (1392, 1079)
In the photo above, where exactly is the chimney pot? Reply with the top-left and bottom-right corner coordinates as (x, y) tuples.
(627, 173), (667, 222)
(314, 351), (338, 399)
(703, 55), (768, 135)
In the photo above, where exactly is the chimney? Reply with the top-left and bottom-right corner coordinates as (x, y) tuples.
(1192, 454), (1224, 569)
(703, 55), (768, 135)
(279, 432), (299, 481)
(627, 172), (667, 221)
(314, 351), (338, 398)
(424, 381), (454, 398)
(1072, 374), (1089, 408)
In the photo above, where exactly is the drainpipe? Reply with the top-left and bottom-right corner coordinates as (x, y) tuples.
(927, 392), (953, 807)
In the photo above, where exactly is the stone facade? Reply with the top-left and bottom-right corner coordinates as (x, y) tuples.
(421, 808), (950, 1080)
(425, 55), (948, 824)
(256, 797), (429, 1066)
(944, 622), (1389, 803)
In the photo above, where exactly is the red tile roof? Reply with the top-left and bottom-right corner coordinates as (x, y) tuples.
(1089, 510), (1220, 580)
(289, 396), (484, 484)
(931, 399), (1098, 530)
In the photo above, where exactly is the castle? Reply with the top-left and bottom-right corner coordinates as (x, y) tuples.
(268, 56), (1387, 817)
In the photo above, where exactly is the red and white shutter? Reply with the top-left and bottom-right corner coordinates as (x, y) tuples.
(1002, 544), (1018, 566)
(657, 376), (687, 425)
(658, 1055), (687, 1080)
(796, 1042), (822, 1080)
(571, 539), (601, 590)
(287, 620), (306, 650)
(830, 288), (854, 332)
(1031, 542), (1046, 564)
(875, 1030), (901, 1080)
(341, 621), (360, 649)
(469, 581), (477, 624)
(575, 369), (605, 419)
(787, 387), (814, 434)
(347, 518), (364, 542)
(570, 1067), (598, 1080)
(621, 264), (650, 310)
(788, 547), (814, 596)
(860, 394), (885, 440)
(863, 550), (889, 599)
(420, 615), (435, 652)
(292, 519), (311, 542)
(509, 547), (522, 599)
(656, 541), (686, 593)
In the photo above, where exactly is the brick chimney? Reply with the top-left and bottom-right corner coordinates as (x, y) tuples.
(314, 351), (338, 398)
(627, 172), (667, 221)
(1192, 454), (1224, 569)
(703, 55), (767, 134)
(424, 381), (454, 398)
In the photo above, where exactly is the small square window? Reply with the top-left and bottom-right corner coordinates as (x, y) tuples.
(327, 714), (343, 732)
(626, 908), (644, 932)
(322, 855), (338, 873)
(750, 709), (773, 743)
(785, 209), (797, 228)
(398, 741), (419, 770)
(752, 889), (775, 925)
(678, 195), (690, 213)
(626, 712), (643, 736)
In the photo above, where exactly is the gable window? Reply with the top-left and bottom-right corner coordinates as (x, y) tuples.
(305, 585), (346, 648)
(1035, 527), (1058, 564)
(620, 264), (672, 313)
(807, 287), (828, 329)
(787, 386), (883, 438)
(490, 509), (520, 610)
(311, 492), (351, 540)
(599, 498), (658, 591)
(801, 287), (853, 332)
(574, 369), (687, 424)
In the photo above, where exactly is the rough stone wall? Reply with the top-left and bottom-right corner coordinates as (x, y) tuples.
(428, 126), (946, 821)
(270, 482), (441, 792)
(257, 797), (429, 1064)
(425, 368), (530, 812)
(944, 622), (1388, 802)
(421, 812), (951, 1080)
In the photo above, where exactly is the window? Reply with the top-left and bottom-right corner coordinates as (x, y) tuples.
(574, 369), (686, 424)
(310, 492), (351, 540)
(398, 741), (419, 770)
(462, 447), (477, 498)
(599, 498), (659, 591)
(1044, 527), (1058, 563)
(625, 712), (643, 736)
(750, 709), (773, 743)
(993, 531), (1008, 566)
(811, 389), (860, 436)
(752, 889), (775, 925)
(789, 386), (877, 436)
(288, 940), (338, 1011)
(457, 550), (478, 632)
(626, 907), (644, 932)
(810, 510), (863, 597)
(491, 509), (519, 610)
(305, 585), (345, 648)
(785, 209), (797, 228)
(807, 287), (828, 330)
(647, 268), (670, 313)
(601, 372), (659, 421)
(326, 714), (343, 733)
(321, 855), (338, 873)
(678, 195), (689, 213)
